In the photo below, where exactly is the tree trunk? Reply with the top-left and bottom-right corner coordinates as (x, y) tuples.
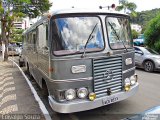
(4, 39), (8, 61)
(1, 18), (8, 61)
(1, 41), (5, 60)
(1, 20), (5, 61)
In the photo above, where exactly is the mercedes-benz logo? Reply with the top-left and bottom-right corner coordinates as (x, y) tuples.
(103, 69), (113, 81)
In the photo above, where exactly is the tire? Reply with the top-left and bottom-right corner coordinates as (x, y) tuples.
(26, 63), (32, 77)
(19, 62), (23, 67)
(27, 63), (29, 73)
(144, 61), (154, 72)
(19, 61), (25, 67)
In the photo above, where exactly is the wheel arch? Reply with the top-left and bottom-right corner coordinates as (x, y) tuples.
(41, 78), (49, 96)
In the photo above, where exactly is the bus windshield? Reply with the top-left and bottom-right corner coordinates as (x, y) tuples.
(52, 16), (104, 55)
(106, 17), (132, 49)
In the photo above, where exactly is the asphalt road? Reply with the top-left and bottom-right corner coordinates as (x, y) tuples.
(12, 57), (160, 120)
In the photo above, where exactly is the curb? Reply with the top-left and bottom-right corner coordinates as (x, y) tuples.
(9, 59), (52, 120)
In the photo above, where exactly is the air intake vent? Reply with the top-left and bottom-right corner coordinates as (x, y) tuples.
(93, 56), (123, 98)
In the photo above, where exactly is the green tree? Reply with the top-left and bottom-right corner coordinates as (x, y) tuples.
(131, 8), (160, 32)
(10, 29), (24, 42)
(0, 0), (51, 61)
(116, 0), (137, 17)
(131, 29), (139, 39)
(144, 13), (160, 52)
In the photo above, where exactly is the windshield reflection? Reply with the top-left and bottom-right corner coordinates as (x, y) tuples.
(52, 16), (104, 55)
(106, 17), (132, 49)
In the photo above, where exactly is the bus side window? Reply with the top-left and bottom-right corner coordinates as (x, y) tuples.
(33, 32), (36, 51)
(26, 33), (30, 50)
(37, 24), (49, 54)
(23, 35), (26, 49)
(52, 21), (63, 51)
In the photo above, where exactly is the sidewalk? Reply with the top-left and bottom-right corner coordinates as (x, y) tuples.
(0, 58), (46, 120)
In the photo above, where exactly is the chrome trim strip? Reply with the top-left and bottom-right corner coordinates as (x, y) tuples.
(50, 54), (123, 61)
(51, 58), (91, 61)
(122, 67), (135, 74)
(50, 77), (93, 83)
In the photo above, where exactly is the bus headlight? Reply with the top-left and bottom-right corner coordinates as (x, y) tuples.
(77, 88), (88, 99)
(124, 78), (131, 91)
(125, 58), (132, 65)
(130, 75), (138, 86)
(65, 89), (76, 100)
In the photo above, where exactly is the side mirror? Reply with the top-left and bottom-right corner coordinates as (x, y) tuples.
(135, 51), (143, 55)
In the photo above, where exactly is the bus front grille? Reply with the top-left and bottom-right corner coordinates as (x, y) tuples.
(93, 56), (123, 98)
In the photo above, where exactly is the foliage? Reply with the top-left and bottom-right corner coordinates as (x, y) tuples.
(12, 0), (52, 18)
(131, 8), (160, 31)
(0, 0), (51, 61)
(131, 29), (139, 39)
(144, 13), (160, 52)
(116, 0), (137, 17)
(10, 29), (24, 42)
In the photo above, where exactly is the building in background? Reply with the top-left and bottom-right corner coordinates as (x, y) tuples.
(13, 17), (33, 30)
(131, 24), (142, 33)
(13, 21), (25, 29)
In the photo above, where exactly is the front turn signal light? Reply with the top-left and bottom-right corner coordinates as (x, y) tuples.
(89, 92), (96, 101)
(125, 84), (131, 91)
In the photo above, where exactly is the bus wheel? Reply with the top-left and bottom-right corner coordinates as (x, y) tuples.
(19, 56), (25, 67)
(19, 60), (25, 67)
(26, 63), (31, 77)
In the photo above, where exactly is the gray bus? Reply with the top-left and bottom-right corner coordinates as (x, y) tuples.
(20, 8), (139, 113)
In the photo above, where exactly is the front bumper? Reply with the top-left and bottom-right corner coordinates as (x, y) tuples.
(49, 83), (139, 113)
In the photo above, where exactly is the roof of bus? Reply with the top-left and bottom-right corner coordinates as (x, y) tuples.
(51, 8), (127, 16)
(23, 8), (128, 34)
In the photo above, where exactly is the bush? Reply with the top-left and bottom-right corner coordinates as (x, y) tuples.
(131, 29), (139, 39)
(144, 13), (160, 52)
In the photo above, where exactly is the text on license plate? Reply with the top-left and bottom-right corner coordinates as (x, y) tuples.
(102, 96), (119, 105)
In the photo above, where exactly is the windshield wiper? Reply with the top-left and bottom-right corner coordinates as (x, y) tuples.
(108, 22), (128, 52)
(81, 23), (98, 58)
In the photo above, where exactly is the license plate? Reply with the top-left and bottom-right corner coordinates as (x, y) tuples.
(102, 96), (119, 105)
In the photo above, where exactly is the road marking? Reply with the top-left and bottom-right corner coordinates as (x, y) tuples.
(9, 59), (52, 120)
